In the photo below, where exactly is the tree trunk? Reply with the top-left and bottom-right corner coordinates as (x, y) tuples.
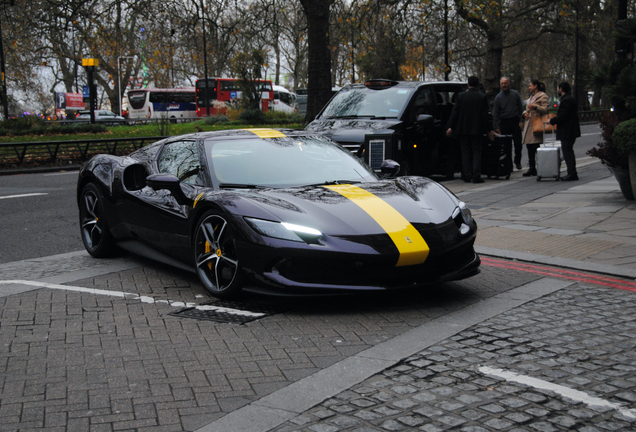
(484, 29), (503, 107)
(299, 0), (332, 122)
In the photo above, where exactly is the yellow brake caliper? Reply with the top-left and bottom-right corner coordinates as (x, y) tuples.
(205, 224), (222, 270)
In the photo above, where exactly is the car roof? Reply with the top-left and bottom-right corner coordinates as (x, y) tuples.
(164, 128), (321, 143)
(273, 84), (294, 93)
(340, 80), (466, 91)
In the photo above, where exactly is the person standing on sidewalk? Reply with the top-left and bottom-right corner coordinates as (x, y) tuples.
(549, 81), (581, 181)
(446, 76), (495, 184)
(521, 79), (549, 177)
(493, 77), (524, 170)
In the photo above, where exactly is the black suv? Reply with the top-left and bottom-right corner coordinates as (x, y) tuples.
(306, 79), (467, 178)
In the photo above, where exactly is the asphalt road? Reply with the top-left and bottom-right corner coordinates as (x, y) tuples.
(0, 124), (602, 265)
(0, 170), (81, 263)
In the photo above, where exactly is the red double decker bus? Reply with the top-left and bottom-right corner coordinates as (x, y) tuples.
(195, 78), (274, 116)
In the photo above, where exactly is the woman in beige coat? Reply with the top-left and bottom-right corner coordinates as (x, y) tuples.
(521, 80), (549, 176)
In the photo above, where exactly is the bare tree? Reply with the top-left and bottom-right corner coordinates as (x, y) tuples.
(298, 0), (333, 122)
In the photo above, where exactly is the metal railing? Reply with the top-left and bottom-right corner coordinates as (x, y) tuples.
(0, 136), (166, 170)
(578, 110), (609, 123)
(47, 117), (199, 125)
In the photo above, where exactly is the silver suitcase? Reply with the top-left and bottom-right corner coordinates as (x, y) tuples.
(536, 121), (561, 181)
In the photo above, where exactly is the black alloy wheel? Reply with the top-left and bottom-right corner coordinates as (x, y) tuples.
(194, 211), (243, 298)
(79, 183), (118, 257)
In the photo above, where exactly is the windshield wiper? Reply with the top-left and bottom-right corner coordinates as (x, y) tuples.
(325, 115), (388, 120)
(325, 180), (360, 185)
(219, 183), (262, 189)
(303, 180), (361, 187)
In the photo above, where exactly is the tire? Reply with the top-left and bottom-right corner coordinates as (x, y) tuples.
(193, 211), (243, 298)
(79, 183), (119, 257)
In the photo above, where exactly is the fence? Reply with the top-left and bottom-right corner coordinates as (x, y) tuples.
(578, 110), (610, 124)
(0, 136), (165, 170)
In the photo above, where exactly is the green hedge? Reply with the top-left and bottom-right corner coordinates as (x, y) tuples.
(0, 116), (107, 136)
(613, 117), (636, 154)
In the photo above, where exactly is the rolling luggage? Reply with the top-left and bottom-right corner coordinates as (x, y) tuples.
(481, 134), (513, 180)
(536, 121), (561, 181)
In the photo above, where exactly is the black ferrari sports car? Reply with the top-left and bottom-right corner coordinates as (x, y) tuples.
(77, 128), (480, 298)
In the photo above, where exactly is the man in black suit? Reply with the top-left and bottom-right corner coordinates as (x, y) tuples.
(446, 76), (495, 183)
(549, 81), (581, 181)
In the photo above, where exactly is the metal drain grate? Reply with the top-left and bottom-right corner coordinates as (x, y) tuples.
(169, 300), (287, 324)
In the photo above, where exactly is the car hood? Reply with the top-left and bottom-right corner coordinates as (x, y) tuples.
(306, 118), (402, 144)
(231, 177), (457, 236)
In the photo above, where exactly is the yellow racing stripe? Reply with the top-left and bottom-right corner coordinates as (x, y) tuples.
(324, 184), (429, 266)
(244, 128), (287, 138)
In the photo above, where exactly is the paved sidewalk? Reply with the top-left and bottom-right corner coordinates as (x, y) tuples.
(454, 158), (636, 279)
(1, 157), (636, 432)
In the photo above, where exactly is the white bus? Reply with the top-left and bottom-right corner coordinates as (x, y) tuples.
(271, 85), (297, 113)
(127, 88), (196, 121)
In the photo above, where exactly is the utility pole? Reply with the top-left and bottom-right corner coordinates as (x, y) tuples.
(200, 0), (210, 117)
(574, 0), (579, 105)
(82, 58), (98, 124)
(444, 0), (450, 81)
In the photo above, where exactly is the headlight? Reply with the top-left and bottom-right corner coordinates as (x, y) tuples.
(458, 201), (472, 225)
(452, 201), (473, 235)
(245, 217), (322, 243)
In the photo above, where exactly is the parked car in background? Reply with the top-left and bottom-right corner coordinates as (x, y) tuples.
(271, 85), (298, 113)
(306, 79), (467, 178)
(76, 110), (126, 125)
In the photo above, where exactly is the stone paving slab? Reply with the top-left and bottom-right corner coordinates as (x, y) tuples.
(475, 227), (621, 261)
(456, 162), (636, 274)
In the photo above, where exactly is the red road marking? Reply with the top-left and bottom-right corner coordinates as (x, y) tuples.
(481, 256), (636, 292)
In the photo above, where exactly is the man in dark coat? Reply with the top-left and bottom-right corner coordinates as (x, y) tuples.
(446, 76), (494, 183)
(549, 81), (581, 181)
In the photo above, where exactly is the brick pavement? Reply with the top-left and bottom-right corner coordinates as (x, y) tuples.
(0, 259), (536, 431)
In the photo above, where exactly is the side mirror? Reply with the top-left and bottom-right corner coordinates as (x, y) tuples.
(380, 159), (401, 178)
(416, 114), (434, 130)
(146, 173), (190, 205)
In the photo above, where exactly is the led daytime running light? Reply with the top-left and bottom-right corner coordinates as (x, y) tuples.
(281, 222), (322, 236)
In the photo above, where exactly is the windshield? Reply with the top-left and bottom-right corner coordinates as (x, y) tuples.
(205, 135), (377, 188)
(319, 86), (414, 119)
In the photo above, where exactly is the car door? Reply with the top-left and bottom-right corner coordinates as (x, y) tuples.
(430, 83), (467, 177)
(402, 86), (437, 175)
(123, 139), (204, 260)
